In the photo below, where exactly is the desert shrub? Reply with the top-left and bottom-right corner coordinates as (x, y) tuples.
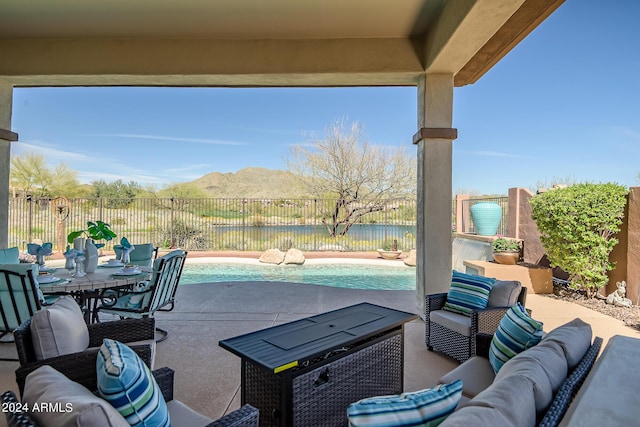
(159, 218), (209, 250)
(530, 183), (628, 297)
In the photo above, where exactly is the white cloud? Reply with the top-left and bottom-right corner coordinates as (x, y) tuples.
(88, 133), (248, 146)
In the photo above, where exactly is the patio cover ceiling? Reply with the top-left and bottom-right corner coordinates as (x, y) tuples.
(0, 0), (564, 88)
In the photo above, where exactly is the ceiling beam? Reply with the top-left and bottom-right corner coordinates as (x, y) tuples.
(0, 38), (425, 87)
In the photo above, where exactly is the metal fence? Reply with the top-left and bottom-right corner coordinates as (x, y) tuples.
(8, 197), (418, 253)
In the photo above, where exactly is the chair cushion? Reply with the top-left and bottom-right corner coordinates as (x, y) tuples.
(440, 375), (537, 427)
(167, 400), (214, 426)
(443, 271), (495, 316)
(30, 294), (90, 360)
(23, 365), (129, 427)
(487, 280), (522, 307)
(540, 318), (592, 370)
(489, 303), (543, 374)
(430, 309), (472, 337)
(439, 356), (495, 398)
(97, 339), (170, 427)
(0, 246), (19, 264)
(347, 380), (463, 427)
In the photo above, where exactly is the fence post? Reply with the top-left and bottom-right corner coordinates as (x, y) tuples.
(98, 197), (103, 221)
(170, 197), (175, 248)
(27, 196), (33, 244)
(314, 199), (317, 251)
(242, 199), (247, 251)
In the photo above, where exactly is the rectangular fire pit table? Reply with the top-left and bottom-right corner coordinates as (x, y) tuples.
(219, 302), (417, 427)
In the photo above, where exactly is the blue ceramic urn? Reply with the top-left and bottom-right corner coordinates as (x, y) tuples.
(470, 202), (502, 236)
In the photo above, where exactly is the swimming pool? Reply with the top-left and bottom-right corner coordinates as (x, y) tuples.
(180, 261), (416, 290)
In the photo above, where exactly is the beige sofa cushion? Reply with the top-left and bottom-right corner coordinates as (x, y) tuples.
(494, 354), (553, 413)
(30, 295), (90, 360)
(440, 374), (536, 427)
(540, 318), (592, 370)
(488, 280), (522, 307)
(430, 309), (471, 336)
(23, 365), (128, 427)
(439, 356), (495, 398)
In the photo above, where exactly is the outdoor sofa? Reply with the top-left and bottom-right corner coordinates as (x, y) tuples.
(437, 318), (602, 427)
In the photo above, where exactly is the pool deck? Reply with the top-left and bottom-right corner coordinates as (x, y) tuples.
(1, 259), (638, 426)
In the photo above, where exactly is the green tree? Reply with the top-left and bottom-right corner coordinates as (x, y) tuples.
(10, 153), (82, 197)
(91, 179), (142, 208)
(530, 183), (628, 298)
(286, 118), (416, 237)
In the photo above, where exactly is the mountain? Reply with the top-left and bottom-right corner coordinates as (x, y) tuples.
(190, 167), (309, 198)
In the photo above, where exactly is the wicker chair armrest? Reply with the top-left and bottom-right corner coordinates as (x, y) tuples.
(474, 333), (493, 358)
(206, 404), (260, 427)
(87, 317), (155, 347)
(152, 367), (175, 402)
(15, 345), (152, 397)
(13, 319), (36, 366)
(471, 306), (513, 336)
(425, 293), (448, 315)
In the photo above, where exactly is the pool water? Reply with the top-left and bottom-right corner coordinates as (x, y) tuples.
(180, 262), (416, 290)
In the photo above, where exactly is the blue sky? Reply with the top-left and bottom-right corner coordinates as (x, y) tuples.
(10, 0), (640, 195)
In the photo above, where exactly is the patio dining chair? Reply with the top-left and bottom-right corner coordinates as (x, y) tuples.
(0, 264), (42, 361)
(114, 243), (158, 267)
(96, 249), (187, 342)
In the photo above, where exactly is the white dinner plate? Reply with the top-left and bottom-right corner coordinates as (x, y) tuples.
(37, 275), (62, 284)
(112, 269), (142, 276)
(100, 263), (124, 268)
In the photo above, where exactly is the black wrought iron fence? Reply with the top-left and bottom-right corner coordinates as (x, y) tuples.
(8, 197), (418, 253)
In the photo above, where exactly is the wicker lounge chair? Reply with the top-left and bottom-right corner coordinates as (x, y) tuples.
(425, 279), (527, 363)
(3, 366), (259, 427)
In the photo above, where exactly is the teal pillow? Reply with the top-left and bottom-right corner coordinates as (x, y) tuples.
(97, 339), (170, 427)
(489, 303), (544, 374)
(347, 380), (463, 427)
(443, 271), (495, 316)
(0, 247), (19, 264)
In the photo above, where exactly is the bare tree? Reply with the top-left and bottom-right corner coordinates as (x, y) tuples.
(287, 119), (415, 237)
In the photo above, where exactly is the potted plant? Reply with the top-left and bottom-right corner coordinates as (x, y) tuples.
(67, 221), (117, 249)
(377, 239), (402, 260)
(491, 237), (521, 265)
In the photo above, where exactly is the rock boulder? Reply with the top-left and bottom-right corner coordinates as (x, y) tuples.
(284, 248), (305, 265)
(403, 249), (416, 267)
(259, 248), (285, 265)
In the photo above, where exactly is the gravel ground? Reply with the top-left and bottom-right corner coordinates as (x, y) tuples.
(544, 282), (640, 331)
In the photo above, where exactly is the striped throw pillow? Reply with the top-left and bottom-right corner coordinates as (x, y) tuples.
(347, 380), (462, 427)
(97, 339), (170, 427)
(489, 303), (544, 373)
(443, 271), (495, 316)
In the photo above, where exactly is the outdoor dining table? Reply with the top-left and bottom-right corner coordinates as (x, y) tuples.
(37, 264), (151, 324)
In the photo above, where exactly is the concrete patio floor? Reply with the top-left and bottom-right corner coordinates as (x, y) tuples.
(1, 280), (638, 426)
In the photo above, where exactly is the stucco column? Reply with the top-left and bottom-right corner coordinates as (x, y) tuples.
(414, 73), (457, 317)
(0, 80), (17, 249)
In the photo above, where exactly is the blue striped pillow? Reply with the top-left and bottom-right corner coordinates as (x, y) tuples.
(489, 303), (544, 373)
(347, 380), (462, 427)
(97, 339), (170, 427)
(443, 271), (495, 316)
